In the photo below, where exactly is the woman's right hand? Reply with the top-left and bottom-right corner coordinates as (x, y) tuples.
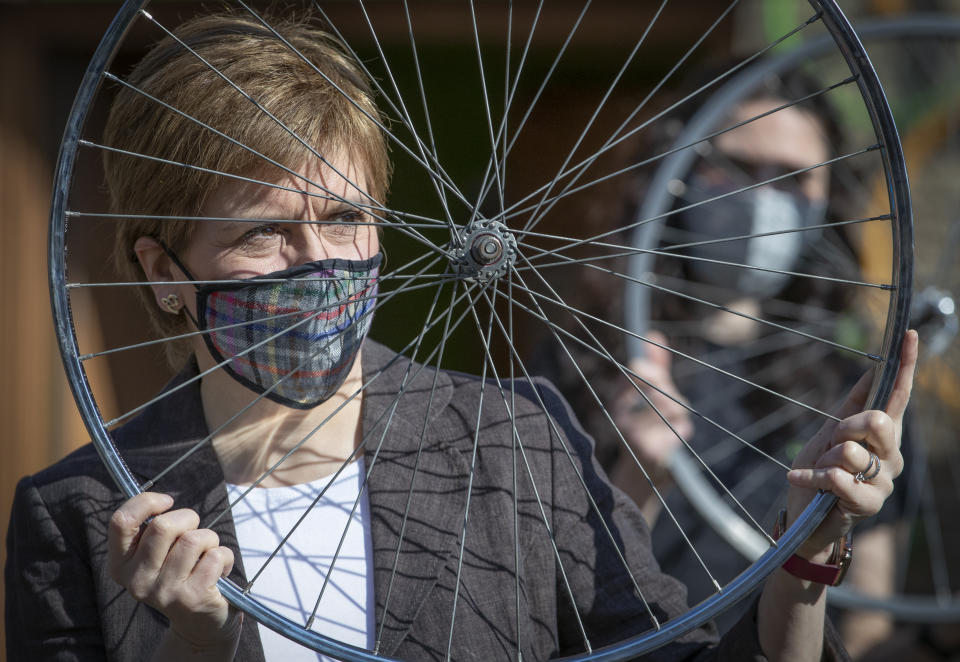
(108, 492), (241, 658)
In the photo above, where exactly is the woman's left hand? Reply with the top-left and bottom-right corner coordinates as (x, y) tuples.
(784, 330), (918, 560)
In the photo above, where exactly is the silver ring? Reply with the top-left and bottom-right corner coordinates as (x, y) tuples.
(855, 451), (881, 482)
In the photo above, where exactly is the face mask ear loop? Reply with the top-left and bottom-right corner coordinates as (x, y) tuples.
(157, 240), (202, 330)
(157, 240), (199, 282)
(180, 300), (201, 332)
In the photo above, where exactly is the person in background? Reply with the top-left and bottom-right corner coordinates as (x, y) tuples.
(537, 70), (913, 657)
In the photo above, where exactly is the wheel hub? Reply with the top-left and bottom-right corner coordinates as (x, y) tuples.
(453, 220), (517, 282)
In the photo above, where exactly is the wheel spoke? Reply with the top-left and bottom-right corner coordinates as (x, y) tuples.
(303, 271), (454, 629)
(69, 273), (453, 290)
(512, 242), (882, 365)
(100, 69), (398, 219)
(376, 281), (461, 654)
(480, 281), (664, 631)
(140, 0), (469, 226)
(687, 345), (833, 451)
(496, 72), (856, 230)
(517, 213), (884, 268)
(77, 279), (450, 363)
(465, 284), (596, 653)
(139, 9), (387, 211)
(73, 252), (441, 360)
(79, 139), (446, 259)
(470, 0), (545, 218)
(513, 229), (892, 292)
(521, 0), (670, 230)
(473, 0), (592, 214)
(512, 259), (775, 547)
(513, 8), (826, 232)
(301, 0), (462, 240)
(66, 210), (446, 230)
(464, 0), (506, 226)
(504, 268), (723, 593)
(651, 270), (858, 333)
(233, 2), (477, 220)
(505, 145), (877, 239)
(446, 279), (499, 661)
(503, 276), (815, 466)
(506, 274), (523, 659)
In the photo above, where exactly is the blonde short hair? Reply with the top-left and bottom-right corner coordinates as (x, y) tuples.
(104, 10), (391, 359)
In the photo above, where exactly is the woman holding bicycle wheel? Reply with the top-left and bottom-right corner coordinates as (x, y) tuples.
(6, 10), (916, 662)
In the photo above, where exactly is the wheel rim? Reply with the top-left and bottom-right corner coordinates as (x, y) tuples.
(48, 1), (912, 658)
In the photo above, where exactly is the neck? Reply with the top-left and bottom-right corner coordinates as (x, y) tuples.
(198, 351), (365, 487)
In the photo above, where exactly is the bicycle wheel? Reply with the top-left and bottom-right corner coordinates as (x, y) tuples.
(627, 13), (957, 626)
(48, 1), (911, 659)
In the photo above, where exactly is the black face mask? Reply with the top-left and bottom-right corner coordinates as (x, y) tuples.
(671, 176), (825, 301)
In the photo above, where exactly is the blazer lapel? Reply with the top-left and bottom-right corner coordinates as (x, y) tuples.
(360, 341), (468, 656)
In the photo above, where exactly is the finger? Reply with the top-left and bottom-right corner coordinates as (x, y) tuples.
(637, 384), (687, 420)
(626, 356), (684, 413)
(131, 508), (202, 575)
(158, 528), (221, 585)
(190, 546), (235, 590)
(645, 330), (673, 373)
(814, 440), (874, 475)
(884, 329), (918, 421)
(108, 493), (174, 573)
(832, 410), (900, 465)
(627, 334), (672, 383)
(626, 359), (667, 390)
(787, 466), (889, 514)
(618, 383), (692, 445)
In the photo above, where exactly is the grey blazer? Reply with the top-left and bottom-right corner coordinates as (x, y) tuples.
(6, 340), (847, 661)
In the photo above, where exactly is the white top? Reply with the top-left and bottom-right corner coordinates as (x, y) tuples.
(227, 459), (374, 661)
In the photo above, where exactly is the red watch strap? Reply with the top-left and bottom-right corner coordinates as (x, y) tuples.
(772, 509), (852, 586)
(782, 552), (849, 585)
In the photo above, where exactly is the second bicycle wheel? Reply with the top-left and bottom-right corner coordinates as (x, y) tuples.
(624, 14), (958, 636)
(48, 1), (911, 659)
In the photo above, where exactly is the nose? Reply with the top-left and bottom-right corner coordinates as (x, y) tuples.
(280, 215), (378, 267)
(287, 221), (331, 265)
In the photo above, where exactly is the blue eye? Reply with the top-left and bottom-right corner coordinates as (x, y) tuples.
(337, 210), (364, 224)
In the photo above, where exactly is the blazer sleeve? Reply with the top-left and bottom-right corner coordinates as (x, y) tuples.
(5, 475), (107, 662)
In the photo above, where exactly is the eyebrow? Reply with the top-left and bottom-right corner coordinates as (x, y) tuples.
(316, 196), (369, 218)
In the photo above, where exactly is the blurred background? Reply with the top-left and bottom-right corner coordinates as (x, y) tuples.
(2, 1), (959, 660)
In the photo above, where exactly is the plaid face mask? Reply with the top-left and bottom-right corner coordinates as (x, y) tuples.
(172, 251), (382, 409)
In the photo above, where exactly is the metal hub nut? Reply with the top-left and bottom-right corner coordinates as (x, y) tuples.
(471, 234), (504, 264)
(452, 220), (517, 282)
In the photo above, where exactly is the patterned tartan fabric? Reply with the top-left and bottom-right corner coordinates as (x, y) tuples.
(198, 255), (381, 408)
